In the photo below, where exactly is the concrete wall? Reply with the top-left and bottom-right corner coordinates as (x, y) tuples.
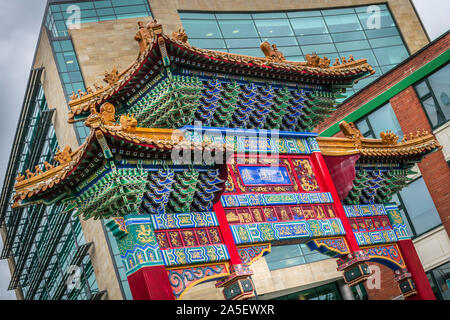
(69, 17), (143, 89)
(415, 226), (450, 272)
(181, 256), (343, 300)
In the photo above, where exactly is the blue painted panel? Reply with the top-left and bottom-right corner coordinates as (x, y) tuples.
(238, 165), (292, 186)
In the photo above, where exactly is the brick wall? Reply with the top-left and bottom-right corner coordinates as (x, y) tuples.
(364, 263), (402, 300)
(317, 33), (449, 301)
(390, 87), (450, 236)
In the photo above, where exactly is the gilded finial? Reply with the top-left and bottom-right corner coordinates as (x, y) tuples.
(380, 130), (398, 145)
(260, 41), (286, 62)
(171, 28), (188, 44)
(15, 173), (25, 182)
(103, 67), (119, 85)
(54, 146), (72, 165)
(44, 161), (54, 171)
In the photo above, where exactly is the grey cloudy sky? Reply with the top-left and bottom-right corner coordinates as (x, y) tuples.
(0, 0), (448, 300)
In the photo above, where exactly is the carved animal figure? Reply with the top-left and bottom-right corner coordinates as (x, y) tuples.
(340, 121), (363, 140)
(135, 21), (153, 55)
(305, 53), (321, 67)
(54, 146), (72, 165)
(34, 165), (44, 175)
(260, 41), (286, 62)
(99, 102), (116, 125)
(43, 161), (54, 170)
(171, 28), (188, 43)
(120, 114), (138, 132)
(93, 83), (103, 90)
(318, 56), (331, 68)
(104, 67), (119, 85)
(70, 91), (78, 101)
(25, 169), (35, 179)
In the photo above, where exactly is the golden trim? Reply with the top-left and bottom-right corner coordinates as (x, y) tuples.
(237, 242), (271, 266)
(166, 261), (231, 300)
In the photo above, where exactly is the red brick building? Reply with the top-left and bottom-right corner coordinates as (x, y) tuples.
(318, 31), (450, 300)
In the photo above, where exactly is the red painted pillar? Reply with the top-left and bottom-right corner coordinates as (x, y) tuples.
(310, 152), (360, 252)
(397, 239), (436, 300)
(127, 265), (175, 300)
(213, 201), (242, 265)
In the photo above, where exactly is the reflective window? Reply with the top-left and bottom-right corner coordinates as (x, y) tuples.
(273, 282), (342, 300)
(355, 102), (403, 140)
(427, 262), (450, 300)
(414, 64), (450, 129)
(265, 243), (328, 270)
(398, 178), (442, 236)
(180, 5), (409, 99)
(391, 178), (442, 237)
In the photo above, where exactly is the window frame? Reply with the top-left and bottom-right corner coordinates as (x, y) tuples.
(413, 63), (450, 130)
(392, 177), (443, 239)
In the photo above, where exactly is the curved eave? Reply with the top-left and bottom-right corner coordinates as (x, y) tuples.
(12, 125), (228, 206)
(318, 135), (442, 160)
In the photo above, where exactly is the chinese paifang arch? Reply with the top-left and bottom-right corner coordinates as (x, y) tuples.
(13, 19), (441, 300)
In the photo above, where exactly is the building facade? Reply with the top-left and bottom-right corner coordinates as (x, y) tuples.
(318, 31), (450, 300)
(1, 0), (447, 300)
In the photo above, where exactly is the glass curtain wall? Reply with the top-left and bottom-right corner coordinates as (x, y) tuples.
(1, 84), (101, 300)
(179, 4), (409, 99)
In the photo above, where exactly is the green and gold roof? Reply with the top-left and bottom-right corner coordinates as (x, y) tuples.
(67, 20), (375, 132)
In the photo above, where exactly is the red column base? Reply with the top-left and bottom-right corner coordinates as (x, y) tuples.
(127, 265), (175, 300)
(397, 239), (436, 300)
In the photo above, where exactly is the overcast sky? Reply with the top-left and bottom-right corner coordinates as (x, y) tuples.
(0, 0), (449, 300)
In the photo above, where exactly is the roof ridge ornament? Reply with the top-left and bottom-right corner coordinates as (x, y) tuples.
(54, 146), (73, 165)
(380, 130), (399, 145)
(171, 27), (189, 44)
(119, 113), (138, 133)
(260, 41), (286, 62)
(103, 66), (120, 85)
(339, 121), (364, 141)
(85, 102), (116, 128)
(305, 53), (330, 68)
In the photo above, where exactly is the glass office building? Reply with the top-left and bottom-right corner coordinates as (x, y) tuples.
(0, 0), (153, 300)
(180, 4), (409, 98)
(0, 69), (102, 299)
